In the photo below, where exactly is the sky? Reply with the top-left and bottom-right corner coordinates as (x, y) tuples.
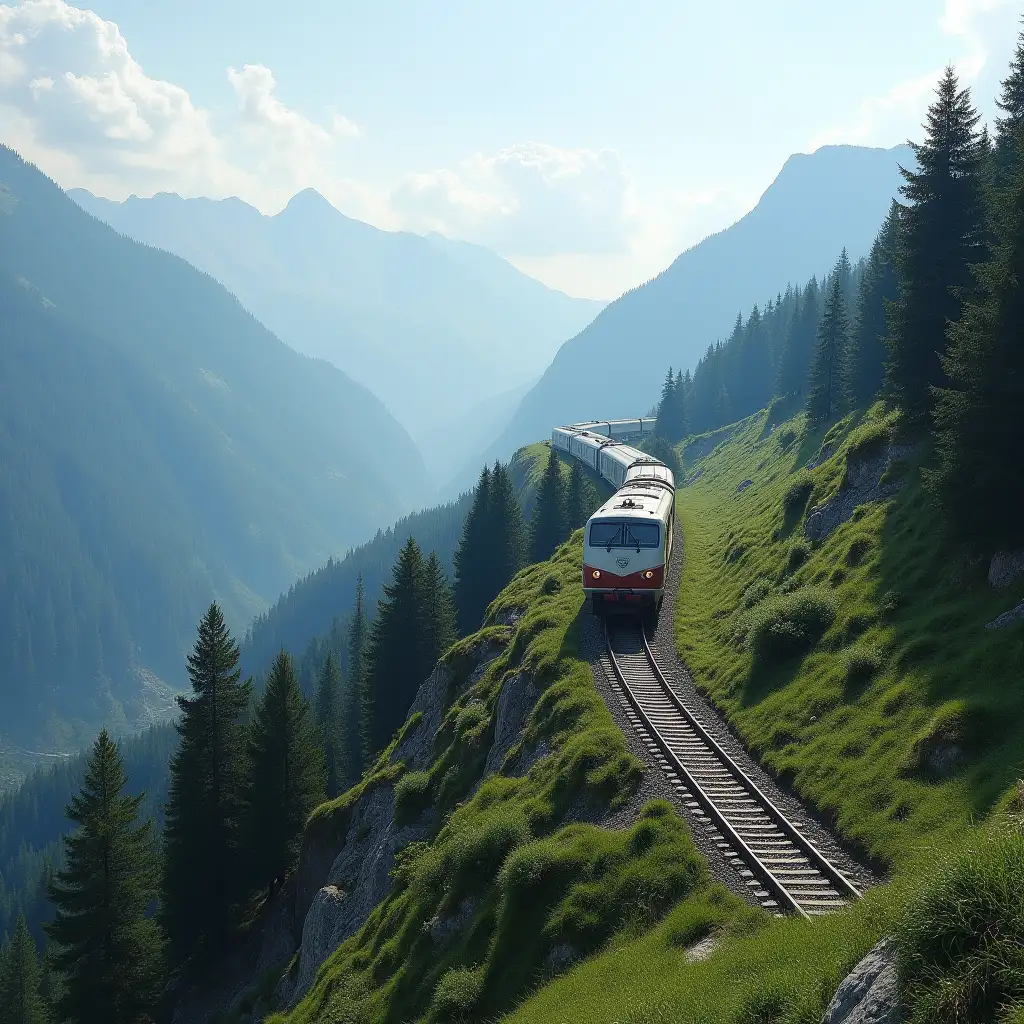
(0, 0), (1021, 300)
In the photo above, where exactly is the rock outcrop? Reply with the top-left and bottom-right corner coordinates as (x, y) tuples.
(821, 938), (899, 1024)
(804, 444), (913, 543)
(988, 549), (1024, 589)
(987, 601), (1024, 630)
(282, 619), (534, 1008)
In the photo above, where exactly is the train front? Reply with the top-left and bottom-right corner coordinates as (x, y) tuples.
(582, 495), (668, 615)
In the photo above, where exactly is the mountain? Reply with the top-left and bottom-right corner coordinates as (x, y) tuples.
(0, 145), (430, 762)
(67, 187), (604, 445)
(486, 144), (913, 458)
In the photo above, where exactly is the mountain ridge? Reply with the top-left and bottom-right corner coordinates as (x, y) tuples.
(482, 143), (913, 464)
(0, 143), (430, 756)
(68, 186), (605, 446)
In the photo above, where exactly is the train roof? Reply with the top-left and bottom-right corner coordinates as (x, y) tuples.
(590, 484), (674, 522)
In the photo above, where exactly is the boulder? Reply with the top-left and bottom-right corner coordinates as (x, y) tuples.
(821, 938), (899, 1024)
(988, 550), (1024, 589)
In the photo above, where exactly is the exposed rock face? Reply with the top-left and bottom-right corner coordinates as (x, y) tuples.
(290, 785), (431, 1004)
(987, 601), (1024, 630)
(804, 444), (913, 542)
(427, 897), (477, 946)
(286, 622), (527, 1008)
(484, 670), (540, 777)
(988, 550), (1024, 589)
(822, 938), (899, 1024)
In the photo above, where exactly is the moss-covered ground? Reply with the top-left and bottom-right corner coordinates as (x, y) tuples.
(272, 539), (751, 1024)
(504, 402), (1024, 1024)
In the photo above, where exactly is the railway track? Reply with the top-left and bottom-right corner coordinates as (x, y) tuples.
(604, 617), (861, 918)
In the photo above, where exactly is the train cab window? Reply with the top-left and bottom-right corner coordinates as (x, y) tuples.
(625, 523), (660, 548)
(589, 522), (623, 548)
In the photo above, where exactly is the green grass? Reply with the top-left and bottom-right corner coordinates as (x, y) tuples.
(503, 402), (1024, 1024)
(672, 403), (1024, 867)
(272, 540), (743, 1024)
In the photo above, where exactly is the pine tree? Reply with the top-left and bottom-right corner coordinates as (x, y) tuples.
(345, 574), (367, 787)
(845, 205), (899, 407)
(162, 603), (252, 967)
(566, 461), (598, 532)
(929, 120), (1024, 547)
(807, 268), (849, 423)
(363, 539), (426, 760)
(453, 466), (492, 635)
(243, 651), (326, 900)
(672, 369), (688, 440)
(885, 66), (987, 422)
(776, 278), (820, 397)
(487, 461), (527, 600)
(45, 730), (164, 1024)
(1, 917), (47, 1024)
(314, 651), (343, 798)
(994, 20), (1024, 188)
(654, 368), (676, 439)
(529, 447), (569, 562)
(420, 551), (457, 671)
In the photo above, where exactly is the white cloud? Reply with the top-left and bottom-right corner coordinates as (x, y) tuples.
(392, 142), (638, 257)
(0, 0), (362, 210)
(812, 0), (1020, 150)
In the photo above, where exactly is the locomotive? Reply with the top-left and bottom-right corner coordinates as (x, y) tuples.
(551, 421), (675, 618)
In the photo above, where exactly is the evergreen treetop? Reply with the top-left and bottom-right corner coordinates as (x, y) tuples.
(885, 66), (987, 421)
(45, 729), (165, 1024)
(929, 119), (1024, 547)
(162, 603), (252, 966)
(529, 447), (569, 563)
(1, 916), (48, 1024)
(314, 650), (343, 799)
(243, 650), (326, 899)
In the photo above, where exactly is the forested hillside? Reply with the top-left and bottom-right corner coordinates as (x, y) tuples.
(0, 145), (429, 766)
(70, 188), (602, 439)
(487, 143), (909, 462)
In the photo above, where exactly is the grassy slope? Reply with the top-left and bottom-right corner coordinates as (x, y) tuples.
(674, 402), (1024, 866)
(273, 538), (750, 1024)
(505, 402), (1024, 1024)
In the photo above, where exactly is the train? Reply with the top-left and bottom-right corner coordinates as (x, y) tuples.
(551, 420), (675, 619)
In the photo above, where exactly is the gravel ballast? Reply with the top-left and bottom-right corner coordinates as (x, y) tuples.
(581, 531), (880, 907)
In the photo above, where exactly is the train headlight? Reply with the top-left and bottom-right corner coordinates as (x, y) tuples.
(643, 570), (654, 580)
(592, 570), (601, 579)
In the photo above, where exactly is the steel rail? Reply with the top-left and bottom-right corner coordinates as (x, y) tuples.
(604, 617), (861, 918)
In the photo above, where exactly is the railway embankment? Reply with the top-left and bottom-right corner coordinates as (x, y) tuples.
(506, 402), (1024, 1024)
(257, 541), (762, 1024)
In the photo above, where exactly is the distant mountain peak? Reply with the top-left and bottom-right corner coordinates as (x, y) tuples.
(280, 187), (340, 217)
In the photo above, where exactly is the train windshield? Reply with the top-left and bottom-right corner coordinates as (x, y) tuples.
(588, 521), (660, 548)
(589, 522), (623, 547)
(625, 523), (660, 548)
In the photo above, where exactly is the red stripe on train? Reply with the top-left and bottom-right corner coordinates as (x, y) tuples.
(582, 564), (665, 589)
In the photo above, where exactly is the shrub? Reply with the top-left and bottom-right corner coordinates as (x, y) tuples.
(844, 645), (881, 687)
(747, 587), (838, 666)
(782, 476), (813, 526)
(742, 578), (773, 608)
(431, 966), (485, 1021)
(783, 539), (811, 577)
(394, 771), (432, 825)
(897, 826), (1024, 1023)
(542, 574), (562, 595)
(845, 536), (872, 566)
(904, 700), (986, 778)
(880, 590), (901, 617)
